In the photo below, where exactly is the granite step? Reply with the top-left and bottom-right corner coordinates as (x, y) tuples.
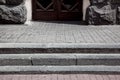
(0, 43), (120, 73)
(0, 54), (120, 66)
(0, 43), (120, 54)
(0, 66), (120, 74)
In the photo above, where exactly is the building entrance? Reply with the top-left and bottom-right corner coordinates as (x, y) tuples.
(32, 0), (83, 20)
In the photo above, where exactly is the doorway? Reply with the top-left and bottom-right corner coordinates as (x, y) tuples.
(32, 0), (83, 20)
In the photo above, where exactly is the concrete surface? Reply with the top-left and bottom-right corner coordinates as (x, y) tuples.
(0, 74), (120, 80)
(0, 54), (120, 66)
(0, 21), (120, 43)
(0, 66), (120, 73)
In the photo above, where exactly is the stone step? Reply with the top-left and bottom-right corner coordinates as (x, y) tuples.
(0, 66), (120, 74)
(0, 43), (120, 53)
(0, 54), (120, 66)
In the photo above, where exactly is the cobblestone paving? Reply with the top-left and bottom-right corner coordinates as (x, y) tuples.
(0, 21), (120, 43)
(0, 74), (120, 80)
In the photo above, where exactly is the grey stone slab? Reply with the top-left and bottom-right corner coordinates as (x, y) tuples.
(0, 54), (31, 65)
(0, 54), (120, 66)
(0, 59), (31, 66)
(75, 54), (120, 59)
(0, 66), (120, 73)
(0, 43), (120, 48)
(32, 59), (76, 65)
(32, 54), (76, 65)
(76, 54), (120, 65)
(77, 59), (120, 65)
(0, 43), (120, 53)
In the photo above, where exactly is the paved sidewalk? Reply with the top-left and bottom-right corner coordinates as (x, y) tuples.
(0, 21), (120, 43)
(0, 74), (120, 80)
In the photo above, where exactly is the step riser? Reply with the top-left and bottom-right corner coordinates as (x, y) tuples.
(0, 48), (120, 53)
(0, 59), (120, 66)
(1, 43), (120, 53)
(0, 54), (120, 66)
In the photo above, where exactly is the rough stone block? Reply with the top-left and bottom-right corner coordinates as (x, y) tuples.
(86, 5), (116, 25)
(0, 4), (27, 24)
(0, 0), (24, 5)
(0, 0), (5, 4)
(90, 0), (111, 5)
(111, 0), (120, 4)
(117, 7), (120, 24)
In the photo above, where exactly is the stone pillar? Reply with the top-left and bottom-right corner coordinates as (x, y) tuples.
(25, 0), (32, 21)
(86, 0), (117, 25)
(83, 0), (90, 20)
(0, 0), (27, 24)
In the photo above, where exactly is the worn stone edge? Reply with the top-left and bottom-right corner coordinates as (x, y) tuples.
(0, 43), (120, 48)
(0, 66), (120, 73)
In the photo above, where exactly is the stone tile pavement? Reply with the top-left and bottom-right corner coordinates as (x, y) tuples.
(0, 21), (120, 43)
(0, 74), (120, 80)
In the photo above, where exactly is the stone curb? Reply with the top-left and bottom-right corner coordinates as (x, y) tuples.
(0, 66), (120, 74)
(0, 54), (120, 66)
(0, 43), (120, 53)
(0, 43), (120, 48)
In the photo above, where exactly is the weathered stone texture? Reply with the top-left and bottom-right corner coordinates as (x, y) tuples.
(0, 0), (27, 24)
(117, 7), (120, 24)
(86, 5), (116, 25)
(0, 5), (27, 24)
(6, 0), (24, 5)
(90, 0), (111, 5)
(0, 0), (5, 4)
(0, 0), (24, 5)
(86, 0), (120, 25)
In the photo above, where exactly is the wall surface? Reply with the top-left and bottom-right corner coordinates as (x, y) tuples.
(25, 0), (90, 21)
(25, 0), (32, 21)
(83, 0), (90, 20)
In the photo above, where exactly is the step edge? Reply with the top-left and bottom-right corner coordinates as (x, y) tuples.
(0, 54), (120, 59)
(0, 43), (120, 48)
(0, 66), (120, 73)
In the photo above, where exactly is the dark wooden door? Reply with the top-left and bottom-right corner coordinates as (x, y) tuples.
(32, 0), (83, 20)
(32, 0), (58, 20)
(57, 0), (83, 20)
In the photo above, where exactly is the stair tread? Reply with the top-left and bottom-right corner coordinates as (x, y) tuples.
(0, 43), (120, 48)
(0, 54), (120, 59)
(0, 65), (120, 73)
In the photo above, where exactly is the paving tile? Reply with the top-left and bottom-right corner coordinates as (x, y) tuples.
(95, 75), (104, 80)
(89, 74), (97, 80)
(0, 21), (120, 43)
(102, 75), (110, 80)
(0, 74), (120, 80)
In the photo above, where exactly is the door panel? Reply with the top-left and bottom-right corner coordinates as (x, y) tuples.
(32, 0), (58, 20)
(32, 0), (83, 20)
(58, 0), (83, 20)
